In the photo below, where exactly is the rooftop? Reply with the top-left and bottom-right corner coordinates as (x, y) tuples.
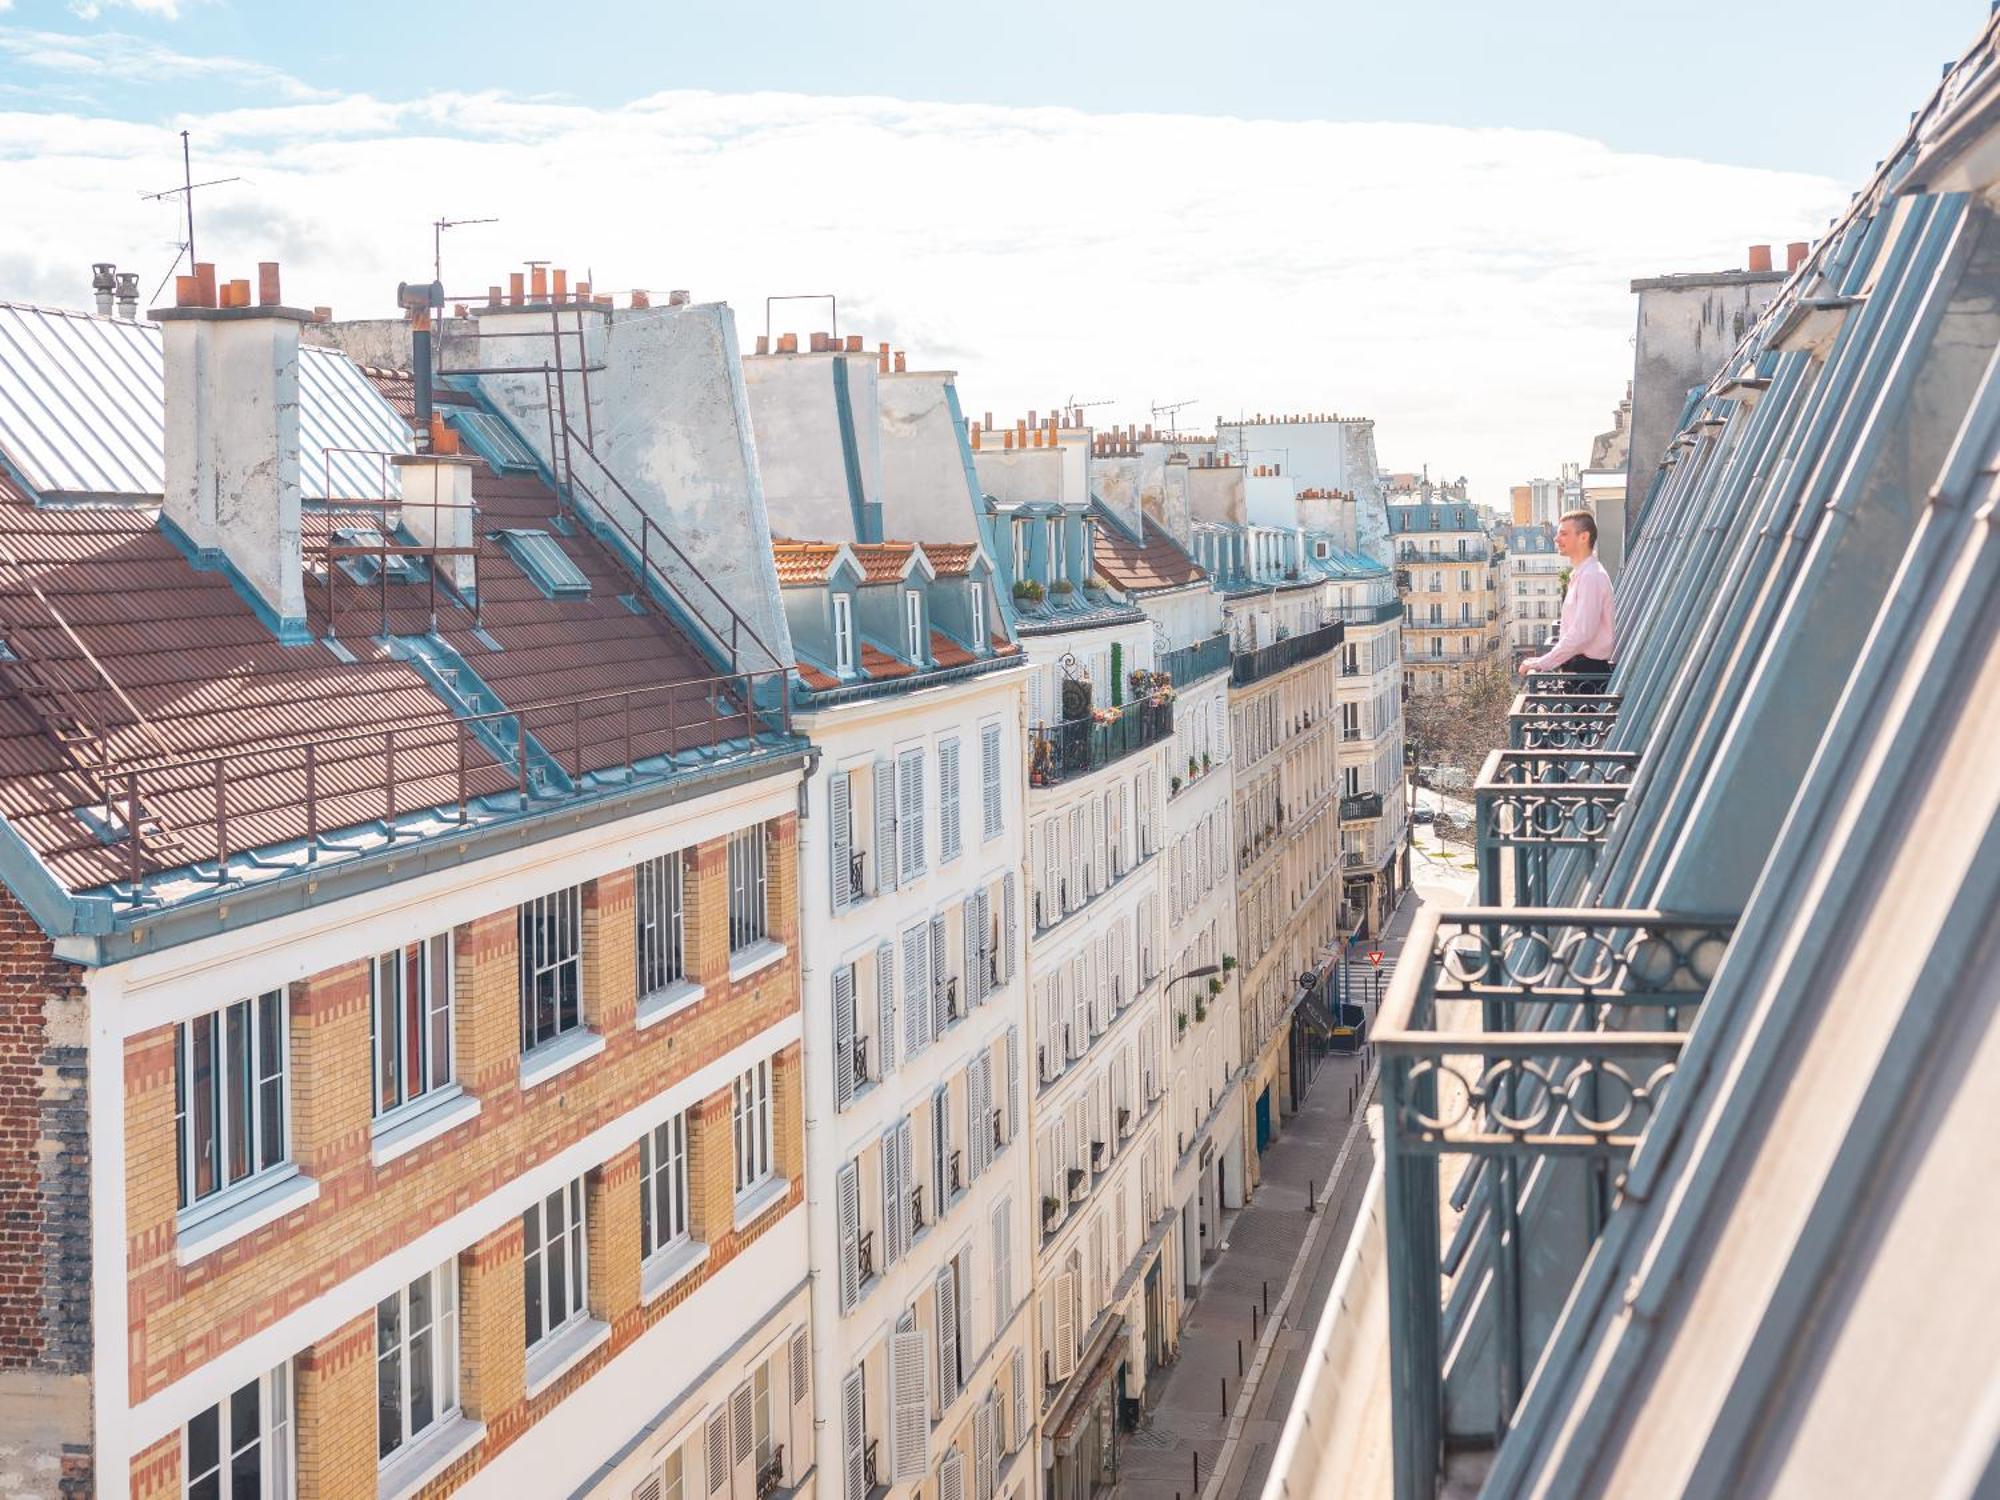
(1089, 503), (1205, 595)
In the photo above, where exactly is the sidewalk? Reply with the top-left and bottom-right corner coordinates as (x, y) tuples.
(1116, 887), (1436, 1500)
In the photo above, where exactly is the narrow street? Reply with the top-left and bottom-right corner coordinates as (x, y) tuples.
(1117, 839), (1475, 1499)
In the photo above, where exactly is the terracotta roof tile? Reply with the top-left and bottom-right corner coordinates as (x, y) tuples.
(924, 543), (976, 578)
(850, 542), (916, 584)
(796, 661), (838, 690)
(928, 630), (973, 669)
(1093, 511), (1204, 593)
(859, 644), (915, 680)
(991, 635), (1021, 656)
(771, 540), (841, 586)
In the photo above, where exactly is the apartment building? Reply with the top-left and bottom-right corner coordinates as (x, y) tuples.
(1390, 496), (1504, 696)
(1314, 541), (1408, 940)
(744, 339), (1038, 1500)
(1499, 522), (1564, 659)
(1086, 461), (1248, 1322)
(0, 270), (816, 1499)
(972, 414), (1176, 1500)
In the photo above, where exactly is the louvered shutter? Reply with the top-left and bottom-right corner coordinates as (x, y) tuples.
(940, 1447), (965, 1500)
(831, 770), (853, 912)
(903, 927), (930, 1058)
(834, 966), (857, 1111)
(1028, 670), (1045, 728)
(1089, 798), (1104, 894)
(1010, 1349), (1029, 1450)
(841, 1369), (866, 1500)
(931, 912), (950, 1034)
(876, 945), (897, 1077)
(874, 760), (898, 893)
(837, 1161), (861, 1311)
(898, 749), (925, 882)
(1000, 875), (1016, 982)
(936, 1266), (961, 1402)
(981, 723), (1002, 840)
(889, 1326), (930, 1480)
(1052, 1270), (1076, 1378)
(896, 1119), (916, 1259)
(881, 1128), (904, 1270)
(967, 1055), (988, 1178)
(1006, 1027), (1020, 1142)
(991, 1198), (1011, 1322)
(956, 892), (980, 1012)
(634, 1476), (662, 1500)
(940, 738), (962, 862)
(974, 1398), (997, 1500)
(932, 1086), (950, 1211)
(789, 1327), (812, 1475)
(705, 1410), (728, 1494)
(730, 1381), (755, 1496)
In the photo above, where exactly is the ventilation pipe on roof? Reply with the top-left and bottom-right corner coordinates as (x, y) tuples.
(91, 263), (115, 316)
(397, 279), (444, 443)
(114, 274), (139, 321)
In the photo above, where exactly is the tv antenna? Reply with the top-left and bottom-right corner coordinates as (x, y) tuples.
(140, 130), (241, 304)
(1150, 397), (1199, 432)
(433, 214), (499, 286)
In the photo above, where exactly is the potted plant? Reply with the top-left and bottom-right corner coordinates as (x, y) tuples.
(1170, 774), (1182, 793)
(1194, 999), (1207, 1022)
(1208, 976), (1223, 996)
(1221, 953), (1237, 971)
(1188, 756), (1199, 778)
(1049, 579), (1075, 597)
(1176, 1013), (1189, 1036)
(1202, 752), (1212, 772)
(1012, 579), (1044, 604)
(1042, 1195), (1061, 1226)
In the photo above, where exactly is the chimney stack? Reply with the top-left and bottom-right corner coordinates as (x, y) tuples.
(1786, 240), (1809, 272)
(91, 263), (116, 317)
(667, 290), (691, 307)
(394, 452), (477, 592)
(1747, 244), (1774, 273)
(114, 273), (139, 321)
(150, 262), (310, 639)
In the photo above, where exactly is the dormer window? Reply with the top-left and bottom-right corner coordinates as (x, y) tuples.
(969, 582), (985, 648)
(905, 590), (924, 660)
(1013, 518), (1031, 576)
(1047, 520), (1064, 582)
(833, 594), (855, 676)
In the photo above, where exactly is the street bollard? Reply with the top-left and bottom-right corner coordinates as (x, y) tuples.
(1194, 1451), (1202, 1490)
(1252, 1304), (1259, 1339)
(1237, 1339), (1244, 1377)
(1263, 1280), (1270, 1317)
(1308, 1176), (1317, 1214)
(1221, 1376), (1229, 1416)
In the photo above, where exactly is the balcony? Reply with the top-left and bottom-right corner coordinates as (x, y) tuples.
(1028, 696), (1174, 787)
(1473, 747), (1637, 906)
(1340, 791), (1384, 821)
(1507, 690), (1621, 750)
(1232, 619), (1344, 687)
(756, 1446), (786, 1500)
(1336, 600), (1406, 627)
(1159, 630), (1233, 688)
(1378, 905), (1734, 1496)
(1404, 615), (1479, 631)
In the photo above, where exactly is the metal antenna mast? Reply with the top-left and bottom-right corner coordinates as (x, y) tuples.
(1150, 397), (1199, 435)
(140, 131), (241, 304)
(433, 215), (499, 287)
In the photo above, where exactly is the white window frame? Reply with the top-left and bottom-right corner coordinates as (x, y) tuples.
(376, 1260), (460, 1465)
(969, 582), (985, 648)
(371, 935), (454, 1122)
(833, 592), (855, 675)
(905, 590), (924, 660)
(728, 824), (771, 953)
(636, 851), (688, 1000)
(523, 1177), (589, 1351)
(734, 1058), (775, 1197)
(184, 1360), (293, 1500)
(175, 991), (289, 1215)
(640, 1110), (693, 1261)
(519, 886), (584, 1054)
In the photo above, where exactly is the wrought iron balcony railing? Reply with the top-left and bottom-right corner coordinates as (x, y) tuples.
(1335, 599), (1406, 627)
(1473, 748), (1638, 906)
(1159, 630), (1233, 688)
(1231, 619), (1344, 686)
(1507, 689), (1620, 750)
(1340, 791), (1385, 821)
(1378, 905), (1734, 1500)
(1027, 696), (1174, 787)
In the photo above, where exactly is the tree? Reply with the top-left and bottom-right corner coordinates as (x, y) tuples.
(1406, 659), (1516, 783)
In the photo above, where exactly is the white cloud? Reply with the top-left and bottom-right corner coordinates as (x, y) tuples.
(0, 83), (1850, 495)
(0, 26), (329, 99)
(69, 0), (195, 20)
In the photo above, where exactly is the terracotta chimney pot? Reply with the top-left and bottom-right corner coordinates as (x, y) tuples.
(1747, 244), (1773, 273)
(257, 262), (281, 306)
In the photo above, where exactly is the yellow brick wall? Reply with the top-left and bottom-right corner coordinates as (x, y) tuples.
(295, 1308), (375, 1500)
(127, 1432), (178, 1500)
(127, 816), (806, 1492)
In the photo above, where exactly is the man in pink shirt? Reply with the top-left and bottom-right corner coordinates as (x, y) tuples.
(1518, 509), (1615, 686)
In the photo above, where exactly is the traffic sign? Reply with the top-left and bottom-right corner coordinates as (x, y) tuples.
(1368, 949), (1385, 967)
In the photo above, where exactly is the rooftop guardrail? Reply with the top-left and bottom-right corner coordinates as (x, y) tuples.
(1232, 618), (1344, 686)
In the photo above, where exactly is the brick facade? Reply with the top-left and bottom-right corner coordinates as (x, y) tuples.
(117, 815), (804, 1496)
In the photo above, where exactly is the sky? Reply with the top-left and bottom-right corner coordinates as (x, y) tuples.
(0, 0), (1983, 498)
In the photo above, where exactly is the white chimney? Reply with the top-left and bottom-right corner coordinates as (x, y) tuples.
(151, 298), (310, 639)
(91, 263), (115, 317)
(114, 273), (139, 321)
(392, 453), (476, 592)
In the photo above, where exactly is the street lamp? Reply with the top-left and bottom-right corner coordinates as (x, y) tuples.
(1167, 964), (1222, 991)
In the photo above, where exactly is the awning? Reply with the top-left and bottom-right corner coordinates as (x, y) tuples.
(1049, 1317), (1127, 1456)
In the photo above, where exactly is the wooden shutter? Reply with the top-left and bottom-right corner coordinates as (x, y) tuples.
(881, 1127), (904, 1270)
(836, 1161), (861, 1312)
(1001, 875), (1016, 981)
(730, 1380), (755, 1497)
(974, 1398), (997, 1500)
(897, 748), (925, 882)
(936, 1265), (961, 1403)
(889, 1326), (930, 1480)
(1010, 1349), (1029, 1450)
(967, 1054), (989, 1179)
(930, 912), (950, 1035)
(992, 1198), (1012, 1323)
(830, 770), (853, 912)
(1052, 1270), (1077, 1378)
(903, 927), (930, 1059)
(834, 965), (857, 1110)
(874, 760), (898, 893)
(962, 897), (983, 1010)
(981, 723), (1002, 840)
(940, 738), (961, 862)
(896, 1118), (915, 1259)
(705, 1410), (728, 1494)
(789, 1326), (812, 1477)
(634, 1476), (661, 1500)
(876, 944), (897, 1077)
(841, 1369), (866, 1500)
(939, 1447), (965, 1500)
(1006, 1027), (1020, 1143)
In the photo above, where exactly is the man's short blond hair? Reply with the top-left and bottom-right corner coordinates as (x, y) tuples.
(1558, 509), (1598, 549)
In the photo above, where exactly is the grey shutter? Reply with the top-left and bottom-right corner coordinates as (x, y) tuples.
(976, 888), (993, 1003)
(992, 1198), (1012, 1324)
(841, 1369), (866, 1500)
(931, 911), (950, 1033)
(940, 738), (962, 862)
(903, 927), (929, 1059)
(967, 1055), (989, 1179)
(881, 1127), (904, 1270)
(834, 965), (857, 1110)
(981, 723), (1003, 841)
(936, 1265), (961, 1402)
(730, 1380), (756, 1496)
(876, 944), (898, 1077)
(1001, 874), (1016, 982)
(1010, 1349), (1029, 1450)
(940, 1448), (964, 1500)
(1006, 1027), (1020, 1143)
(963, 897), (984, 1009)
(836, 1161), (861, 1311)
(705, 1409), (728, 1494)
(897, 1119), (916, 1257)
(831, 770), (853, 912)
(974, 1398), (997, 1500)
(933, 1085), (950, 1209)
(889, 1326), (931, 1480)
(874, 759), (898, 893)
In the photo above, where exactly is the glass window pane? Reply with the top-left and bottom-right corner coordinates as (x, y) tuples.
(191, 1015), (219, 1201)
(377, 1297), (403, 1459)
(224, 1001), (250, 1184)
(428, 935), (453, 1090)
(376, 956), (400, 1113)
(409, 1323), (434, 1434)
(187, 1404), (220, 1480)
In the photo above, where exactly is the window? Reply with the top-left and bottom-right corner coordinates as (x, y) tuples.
(981, 723), (1003, 842)
(186, 1362), (293, 1500)
(728, 825), (770, 952)
(523, 1178), (589, 1350)
(939, 738), (962, 863)
(636, 852), (688, 998)
(176, 991), (288, 1211)
(1459, 569), (1471, 591)
(734, 1059), (774, 1196)
(639, 1112), (692, 1259)
(519, 887), (583, 1053)
(969, 582), (985, 646)
(753, 1361), (775, 1473)
(372, 936), (453, 1119)
(833, 593), (855, 675)
(1047, 519), (1063, 581)
(377, 1262), (459, 1462)
(905, 590), (924, 660)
